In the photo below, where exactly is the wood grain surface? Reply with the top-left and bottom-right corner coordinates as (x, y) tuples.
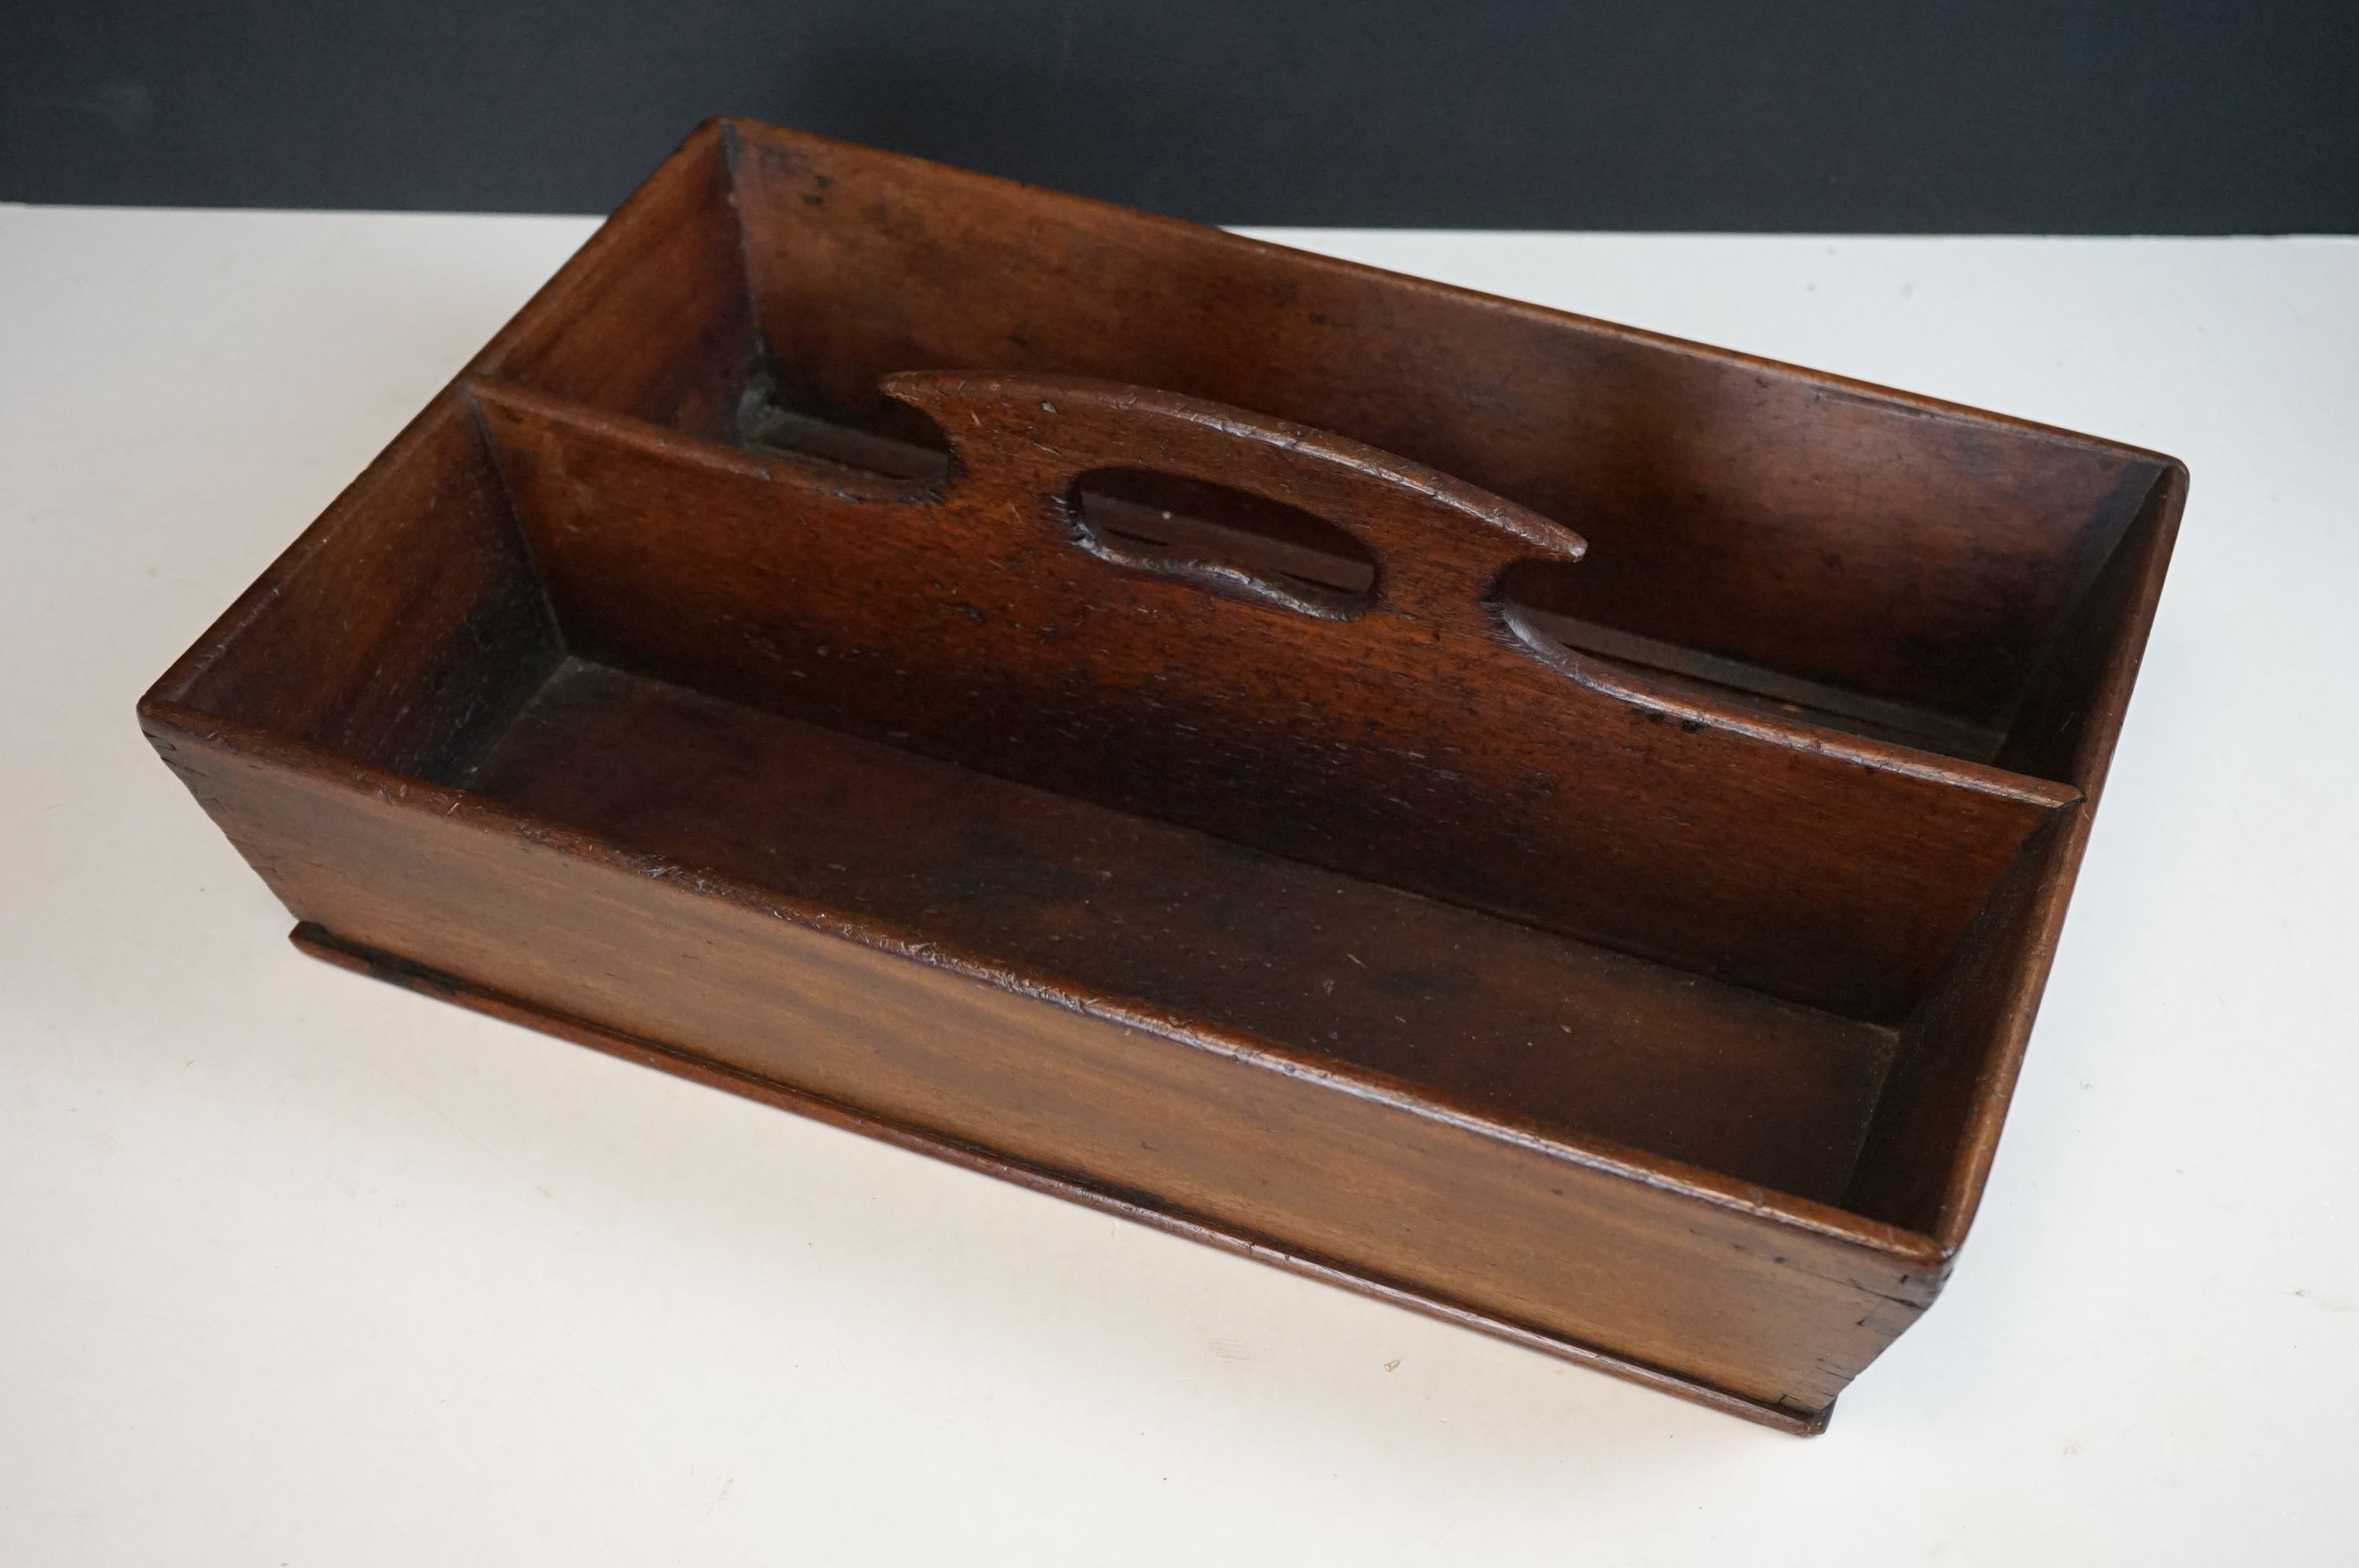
(139, 118), (2183, 1430)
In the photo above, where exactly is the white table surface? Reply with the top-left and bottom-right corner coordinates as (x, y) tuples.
(3, 203), (2354, 1565)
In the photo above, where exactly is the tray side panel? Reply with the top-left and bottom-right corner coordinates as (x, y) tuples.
(143, 715), (1939, 1423)
(471, 122), (757, 445)
(1843, 819), (2067, 1231)
(1849, 466), (2187, 1240)
(288, 924), (1825, 1436)
(1996, 467), (2189, 800)
(719, 121), (2161, 728)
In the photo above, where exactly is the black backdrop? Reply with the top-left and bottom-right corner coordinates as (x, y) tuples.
(7, 0), (2355, 230)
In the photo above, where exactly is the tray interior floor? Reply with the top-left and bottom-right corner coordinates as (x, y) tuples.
(463, 657), (1899, 1206)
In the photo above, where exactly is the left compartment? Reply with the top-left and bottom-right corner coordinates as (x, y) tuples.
(142, 393), (565, 796)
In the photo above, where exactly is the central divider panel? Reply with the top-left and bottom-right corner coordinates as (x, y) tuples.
(471, 374), (2077, 1027)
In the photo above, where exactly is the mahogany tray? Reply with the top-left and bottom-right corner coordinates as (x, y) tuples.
(140, 118), (2183, 1432)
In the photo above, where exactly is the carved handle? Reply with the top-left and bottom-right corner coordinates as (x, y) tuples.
(881, 371), (1586, 629)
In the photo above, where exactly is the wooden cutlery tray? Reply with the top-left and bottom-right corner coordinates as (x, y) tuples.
(140, 118), (2184, 1431)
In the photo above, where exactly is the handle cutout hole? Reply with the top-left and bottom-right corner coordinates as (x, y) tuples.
(1070, 468), (1376, 619)
(1499, 561), (2007, 758)
(737, 373), (952, 485)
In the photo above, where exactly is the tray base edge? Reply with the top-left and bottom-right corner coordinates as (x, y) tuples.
(289, 920), (1831, 1436)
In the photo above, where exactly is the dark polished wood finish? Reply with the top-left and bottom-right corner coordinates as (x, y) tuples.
(140, 118), (2185, 1432)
